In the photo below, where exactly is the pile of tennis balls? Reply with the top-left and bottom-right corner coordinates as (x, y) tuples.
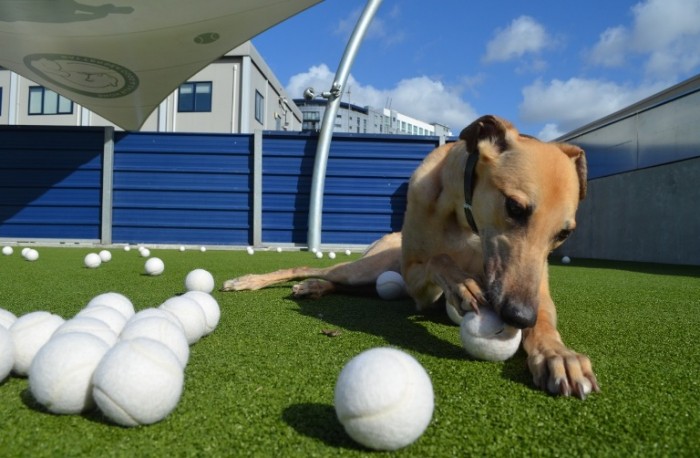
(0, 268), (219, 427)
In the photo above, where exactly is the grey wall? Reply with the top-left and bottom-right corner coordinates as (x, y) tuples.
(554, 77), (700, 266)
(558, 156), (700, 265)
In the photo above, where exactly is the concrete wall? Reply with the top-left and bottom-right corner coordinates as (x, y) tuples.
(558, 156), (700, 265)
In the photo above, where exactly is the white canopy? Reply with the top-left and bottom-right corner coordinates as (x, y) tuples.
(0, 0), (321, 130)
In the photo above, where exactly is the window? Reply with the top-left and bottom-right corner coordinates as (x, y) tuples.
(303, 111), (320, 121)
(28, 87), (73, 115)
(255, 90), (264, 124)
(178, 82), (212, 112)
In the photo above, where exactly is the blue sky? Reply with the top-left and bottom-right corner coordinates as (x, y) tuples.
(253, 0), (700, 139)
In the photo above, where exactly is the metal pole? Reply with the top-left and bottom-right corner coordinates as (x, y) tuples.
(306, 0), (383, 251)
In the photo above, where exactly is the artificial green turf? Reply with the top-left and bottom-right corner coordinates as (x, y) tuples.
(0, 247), (698, 457)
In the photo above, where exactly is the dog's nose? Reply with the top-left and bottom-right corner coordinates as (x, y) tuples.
(500, 301), (537, 329)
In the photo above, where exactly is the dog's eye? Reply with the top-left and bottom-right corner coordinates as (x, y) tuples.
(555, 229), (572, 243)
(505, 197), (529, 221)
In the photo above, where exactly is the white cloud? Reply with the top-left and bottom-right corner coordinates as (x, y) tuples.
(286, 64), (478, 132)
(586, 26), (628, 67)
(483, 16), (550, 63)
(537, 123), (565, 141)
(519, 77), (667, 134)
(587, 0), (700, 79)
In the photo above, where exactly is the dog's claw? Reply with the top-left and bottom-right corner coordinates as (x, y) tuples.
(574, 381), (591, 400)
(547, 377), (571, 397)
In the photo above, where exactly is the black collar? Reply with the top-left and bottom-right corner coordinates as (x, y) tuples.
(463, 149), (479, 234)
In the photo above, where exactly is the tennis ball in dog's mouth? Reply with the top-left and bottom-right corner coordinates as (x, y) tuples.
(334, 347), (434, 451)
(460, 307), (522, 361)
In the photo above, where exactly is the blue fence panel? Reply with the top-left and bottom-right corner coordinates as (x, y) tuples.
(112, 132), (252, 245)
(261, 132), (439, 245)
(0, 126), (103, 239)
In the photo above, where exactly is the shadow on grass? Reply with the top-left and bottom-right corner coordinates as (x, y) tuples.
(282, 403), (363, 451)
(20, 387), (115, 426)
(290, 294), (467, 361)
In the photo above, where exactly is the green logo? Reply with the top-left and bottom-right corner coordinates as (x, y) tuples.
(194, 32), (220, 45)
(23, 53), (139, 99)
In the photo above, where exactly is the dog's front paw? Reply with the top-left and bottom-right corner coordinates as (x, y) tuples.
(445, 277), (486, 315)
(527, 344), (600, 399)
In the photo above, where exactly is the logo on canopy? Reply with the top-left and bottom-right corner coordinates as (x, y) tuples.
(23, 53), (139, 98)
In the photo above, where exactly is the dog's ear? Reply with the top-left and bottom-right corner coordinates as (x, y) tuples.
(459, 115), (513, 154)
(557, 143), (587, 200)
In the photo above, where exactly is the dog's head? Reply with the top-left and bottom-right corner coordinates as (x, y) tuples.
(459, 115), (586, 328)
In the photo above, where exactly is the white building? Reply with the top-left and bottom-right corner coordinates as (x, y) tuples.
(295, 98), (452, 138)
(0, 41), (302, 133)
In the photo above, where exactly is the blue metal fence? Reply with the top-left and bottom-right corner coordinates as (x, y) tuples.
(0, 126), (103, 240)
(5, 118), (696, 248)
(261, 132), (438, 245)
(111, 132), (253, 245)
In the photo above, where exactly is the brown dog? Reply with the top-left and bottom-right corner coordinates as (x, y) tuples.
(222, 115), (599, 399)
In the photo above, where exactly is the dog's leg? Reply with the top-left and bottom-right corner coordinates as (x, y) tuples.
(403, 253), (486, 313)
(221, 265), (337, 292)
(222, 233), (402, 298)
(522, 274), (600, 399)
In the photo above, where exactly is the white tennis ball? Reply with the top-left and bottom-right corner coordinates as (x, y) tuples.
(345, 249), (352, 256)
(120, 317), (189, 368)
(21, 247), (30, 257)
(24, 249), (39, 261)
(276, 247), (283, 253)
(97, 250), (111, 262)
(123, 245), (131, 252)
(77, 305), (127, 335)
(329, 251), (336, 259)
(0, 326), (14, 382)
(561, 255), (571, 264)
(92, 338), (184, 427)
(446, 302), (463, 325)
(53, 317), (118, 347)
(375, 271), (407, 300)
(84, 253), (102, 269)
(183, 291), (220, 335)
(460, 307), (522, 361)
(159, 296), (207, 344)
(185, 269), (215, 293)
(128, 308), (184, 332)
(85, 292), (135, 320)
(335, 347), (434, 451)
(246, 246), (254, 255)
(10, 311), (65, 376)
(179, 246), (186, 252)
(0, 308), (17, 329)
(145, 257), (165, 276)
(29, 332), (110, 414)
(200, 246), (207, 253)
(315, 251), (324, 259)
(139, 248), (150, 258)
(2, 246), (13, 256)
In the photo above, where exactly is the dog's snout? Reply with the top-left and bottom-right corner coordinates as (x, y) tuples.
(500, 301), (537, 329)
